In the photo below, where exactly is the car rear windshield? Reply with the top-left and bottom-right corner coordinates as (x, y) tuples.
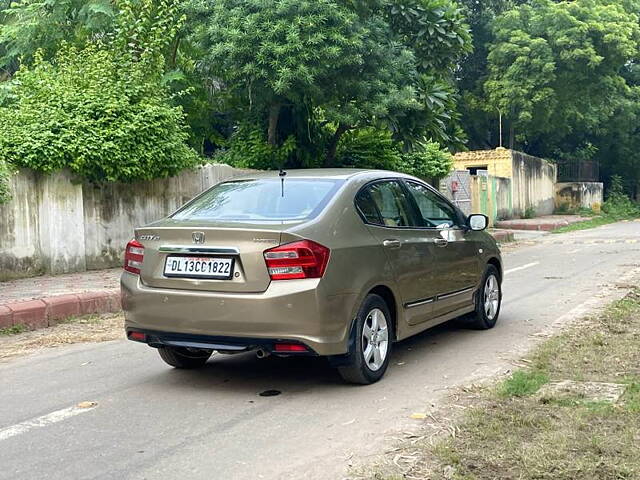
(172, 178), (344, 221)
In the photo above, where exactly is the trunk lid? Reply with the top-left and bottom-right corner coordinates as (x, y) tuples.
(136, 219), (299, 293)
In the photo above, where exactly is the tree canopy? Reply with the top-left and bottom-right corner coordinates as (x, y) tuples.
(186, 0), (471, 170)
(1, 0), (640, 201)
(0, 0), (196, 183)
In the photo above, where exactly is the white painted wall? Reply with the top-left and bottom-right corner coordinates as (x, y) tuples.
(511, 152), (558, 216)
(0, 164), (249, 278)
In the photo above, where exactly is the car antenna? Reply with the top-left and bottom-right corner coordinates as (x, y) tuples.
(279, 167), (287, 197)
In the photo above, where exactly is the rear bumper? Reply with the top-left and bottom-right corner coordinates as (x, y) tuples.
(127, 329), (317, 355)
(120, 272), (357, 356)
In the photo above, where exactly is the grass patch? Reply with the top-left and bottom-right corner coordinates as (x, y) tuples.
(498, 370), (549, 397)
(373, 289), (640, 480)
(0, 324), (29, 336)
(552, 214), (636, 234)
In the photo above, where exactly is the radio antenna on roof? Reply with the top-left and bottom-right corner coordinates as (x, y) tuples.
(279, 168), (287, 197)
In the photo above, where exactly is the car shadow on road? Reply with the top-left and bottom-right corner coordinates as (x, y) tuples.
(142, 319), (490, 396)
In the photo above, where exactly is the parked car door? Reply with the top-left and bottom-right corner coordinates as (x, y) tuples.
(402, 180), (483, 317)
(355, 179), (442, 326)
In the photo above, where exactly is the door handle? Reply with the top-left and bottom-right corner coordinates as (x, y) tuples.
(382, 239), (401, 249)
(433, 238), (448, 247)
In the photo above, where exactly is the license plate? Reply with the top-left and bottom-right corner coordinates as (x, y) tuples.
(164, 256), (234, 279)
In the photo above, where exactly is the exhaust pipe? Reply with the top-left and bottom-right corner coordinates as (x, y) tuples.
(256, 348), (270, 359)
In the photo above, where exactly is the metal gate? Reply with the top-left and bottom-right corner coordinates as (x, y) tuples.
(439, 170), (472, 216)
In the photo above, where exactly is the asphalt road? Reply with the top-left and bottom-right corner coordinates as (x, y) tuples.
(2, 221), (640, 480)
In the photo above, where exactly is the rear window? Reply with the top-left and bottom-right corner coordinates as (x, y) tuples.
(172, 178), (343, 221)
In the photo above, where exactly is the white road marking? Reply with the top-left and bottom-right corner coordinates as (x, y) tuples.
(0, 403), (97, 442)
(504, 262), (540, 275)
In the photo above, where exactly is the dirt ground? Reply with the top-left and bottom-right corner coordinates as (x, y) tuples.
(0, 313), (124, 361)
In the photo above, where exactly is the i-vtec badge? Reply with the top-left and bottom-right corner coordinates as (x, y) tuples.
(138, 234), (159, 241)
(192, 231), (206, 244)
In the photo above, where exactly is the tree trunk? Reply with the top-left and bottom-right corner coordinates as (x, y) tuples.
(268, 104), (281, 146)
(325, 123), (350, 167)
(170, 37), (181, 69)
(509, 123), (515, 150)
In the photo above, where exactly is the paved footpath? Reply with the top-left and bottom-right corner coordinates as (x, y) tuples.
(0, 269), (121, 329)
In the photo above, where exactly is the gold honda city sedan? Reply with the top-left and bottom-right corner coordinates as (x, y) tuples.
(121, 169), (502, 384)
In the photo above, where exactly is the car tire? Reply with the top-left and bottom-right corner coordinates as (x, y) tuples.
(466, 264), (502, 330)
(158, 346), (212, 369)
(338, 294), (393, 385)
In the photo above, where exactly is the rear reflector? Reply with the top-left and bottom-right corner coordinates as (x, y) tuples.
(128, 331), (146, 342)
(264, 240), (330, 280)
(124, 239), (144, 275)
(274, 343), (308, 352)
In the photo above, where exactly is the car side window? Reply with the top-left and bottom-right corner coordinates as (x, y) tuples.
(355, 189), (382, 224)
(404, 181), (459, 228)
(360, 181), (415, 227)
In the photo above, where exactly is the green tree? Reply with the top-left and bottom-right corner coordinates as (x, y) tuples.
(456, 0), (527, 149)
(483, 0), (640, 158)
(384, 0), (472, 151)
(0, 0), (116, 76)
(0, 0), (197, 182)
(188, 0), (367, 149)
(186, 0), (471, 169)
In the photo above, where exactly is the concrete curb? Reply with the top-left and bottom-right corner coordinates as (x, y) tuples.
(495, 221), (561, 232)
(0, 290), (120, 330)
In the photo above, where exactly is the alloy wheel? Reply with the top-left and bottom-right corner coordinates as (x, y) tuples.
(484, 274), (500, 320)
(362, 308), (389, 371)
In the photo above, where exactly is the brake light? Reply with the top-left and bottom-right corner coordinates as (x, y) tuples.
(124, 239), (144, 275)
(264, 240), (330, 280)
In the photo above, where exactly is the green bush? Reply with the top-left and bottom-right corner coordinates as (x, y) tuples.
(334, 128), (453, 181)
(602, 175), (640, 218)
(523, 206), (536, 219)
(397, 141), (454, 180)
(0, 44), (197, 183)
(0, 1), (197, 183)
(221, 123), (296, 170)
(335, 128), (401, 170)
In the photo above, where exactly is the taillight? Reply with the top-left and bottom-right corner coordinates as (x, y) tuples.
(264, 240), (330, 280)
(124, 239), (144, 275)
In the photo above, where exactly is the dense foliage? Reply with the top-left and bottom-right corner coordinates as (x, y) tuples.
(0, 0), (197, 185)
(484, 0), (640, 156)
(459, 0), (640, 196)
(0, 0), (116, 76)
(603, 175), (640, 217)
(1, 0), (640, 202)
(186, 0), (470, 169)
(0, 157), (11, 203)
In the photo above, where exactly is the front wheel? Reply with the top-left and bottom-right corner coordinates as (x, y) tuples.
(467, 265), (502, 330)
(158, 346), (212, 369)
(338, 294), (393, 385)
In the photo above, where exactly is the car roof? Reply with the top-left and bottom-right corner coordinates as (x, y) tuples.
(229, 168), (416, 181)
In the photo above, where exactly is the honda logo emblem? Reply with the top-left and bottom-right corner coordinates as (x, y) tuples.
(192, 232), (205, 244)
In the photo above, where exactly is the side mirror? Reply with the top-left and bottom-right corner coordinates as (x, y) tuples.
(467, 214), (488, 231)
